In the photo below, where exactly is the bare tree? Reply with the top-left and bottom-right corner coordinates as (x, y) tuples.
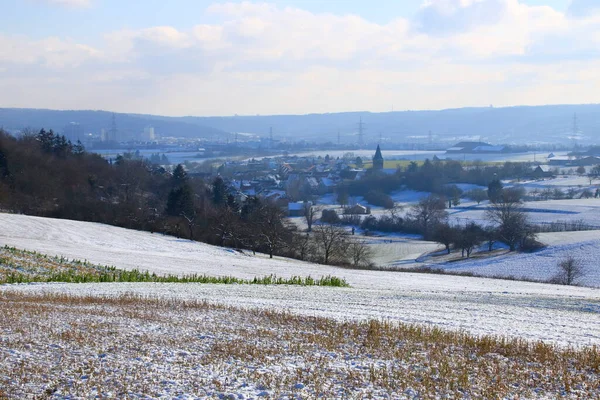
(552, 256), (586, 285)
(257, 202), (291, 258)
(387, 203), (404, 224)
(304, 203), (321, 232)
(213, 207), (240, 247)
(409, 195), (448, 239)
(540, 187), (553, 201)
(453, 223), (483, 258)
(444, 185), (462, 208)
(483, 225), (498, 252)
(587, 165), (600, 185)
(432, 223), (457, 254)
(291, 233), (314, 261)
(180, 211), (196, 240)
(347, 239), (373, 268)
(485, 188), (532, 251)
(313, 224), (349, 265)
(466, 188), (488, 205)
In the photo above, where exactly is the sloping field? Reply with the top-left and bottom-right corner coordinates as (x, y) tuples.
(0, 213), (339, 282)
(3, 291), (599, 399)
(1, 213), (600, 348)
(438, 231), (600, 286)
(448, 199), (600, 226)
(4, 281), (600, 348)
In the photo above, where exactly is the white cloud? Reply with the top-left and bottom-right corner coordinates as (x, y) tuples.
(2, 0), (600, 115)
(0, 35), (101, 68)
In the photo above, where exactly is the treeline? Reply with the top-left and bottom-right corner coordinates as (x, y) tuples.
(0, 129), (285, 252)
(361, 185), (542, 254)
(336, 159), (537, 210)
(401, 159), (533, 192)
(0, 129), (363, 266)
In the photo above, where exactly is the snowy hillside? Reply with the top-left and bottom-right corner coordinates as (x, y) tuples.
(447, 199), (600, 227)
(436, 230), (600, 286)
(0, 213), (336, 281)
(1, 213), (600, 347)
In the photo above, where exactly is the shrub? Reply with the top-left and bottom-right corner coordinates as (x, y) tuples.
(340, 214), (362, 226)
(519, 236), (545, 253)
(364, 190), (395, 209)
(549, 256), (586, 285)
(360, 215), (407, 233)
(320, 209), (340, 224)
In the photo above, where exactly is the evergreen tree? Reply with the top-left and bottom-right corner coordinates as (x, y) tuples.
(73, 140), (85, 155)
(487, 179), (504, 203)
(36, 129), (55, 153)
(227, 194), (239, 212)
(241, 196), (261, 220)
(171, 164), (188, 187)
(212, 176), (228, 206)
(166, 184), (195, 217)
(0, 146), (8, 179)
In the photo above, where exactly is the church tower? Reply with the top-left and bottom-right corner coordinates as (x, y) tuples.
(373, 145), (384, 170)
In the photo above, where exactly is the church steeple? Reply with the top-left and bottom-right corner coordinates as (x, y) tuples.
(373, 145), (384, 170)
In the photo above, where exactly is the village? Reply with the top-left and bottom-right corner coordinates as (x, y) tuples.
(173, 141), (600, 220)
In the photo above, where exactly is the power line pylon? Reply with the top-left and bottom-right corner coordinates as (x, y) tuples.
(357, 117), (366, 148)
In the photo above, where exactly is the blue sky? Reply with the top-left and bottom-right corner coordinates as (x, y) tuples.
(0, 0), (598, 116)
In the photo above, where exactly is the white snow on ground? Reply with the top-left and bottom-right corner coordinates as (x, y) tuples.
(1, 213), (600, 347)
(436, 231), (600, 287)
(4, 282), (600, 348)
(0, 213), (338, 281)
(389, 190), (431, 204)
(538, 230), (600, 246)
(448, 183), (487, 192)
(448, 198), (600, 227)
(367, 237), (440, 267)
(0, 211), (437, 282)
(6, 290), (593, 399)
(517, 175), (594, 189)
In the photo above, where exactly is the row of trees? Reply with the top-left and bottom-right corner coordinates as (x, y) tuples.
(428, 185), (539, 254)
(346, 181), (538, 254)
(332, 159), (534, 211)
(0, 129), (373, 268)
(336, 157), (600, 209)
(292, 225), (372, 268)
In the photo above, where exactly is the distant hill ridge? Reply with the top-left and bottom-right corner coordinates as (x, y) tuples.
(1, 104), (599, 144)
(0, 108), (226, 141)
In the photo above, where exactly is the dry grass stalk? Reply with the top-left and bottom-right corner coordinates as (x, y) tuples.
(0, 291), (598, 398)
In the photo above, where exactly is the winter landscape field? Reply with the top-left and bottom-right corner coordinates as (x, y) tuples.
(7, 0), (600, 397)
(1, 212), (600, 397)
(3, 138), (600, 399)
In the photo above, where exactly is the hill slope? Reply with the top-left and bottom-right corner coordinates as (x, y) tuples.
(3, 104), (600, 144)
(0, 108), (226, 140)
(1, 213), (600, 347)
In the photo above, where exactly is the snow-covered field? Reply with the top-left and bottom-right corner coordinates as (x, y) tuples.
(1, 213), (600, 348)
(4, 281), (599, 348)
(517, 175), (595, 189)
(448, 199), (600, 227)
(367, 236), (440, 267)
(4, 290), (598, 399)
(0, 213), (334, 281)
(435, 231), (600, 286)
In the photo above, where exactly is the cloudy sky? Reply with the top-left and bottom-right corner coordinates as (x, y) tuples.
(1, 0), (599, 116)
